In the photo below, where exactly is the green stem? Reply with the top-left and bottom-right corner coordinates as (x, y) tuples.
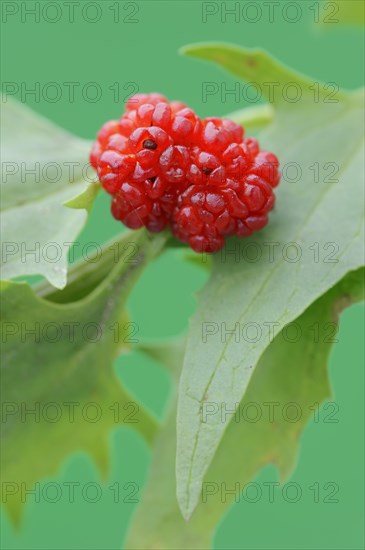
(34, 229), (166, 303)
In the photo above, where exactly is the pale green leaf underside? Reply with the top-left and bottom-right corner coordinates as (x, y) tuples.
(126, 268), (364, 548)
(177, 44), (365, 519)
(0, 97), (94, 288)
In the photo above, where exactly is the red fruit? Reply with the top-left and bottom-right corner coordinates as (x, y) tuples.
(129, 126), (172, 154)
(126, 93), (168, 111)
(90, 141), (102, 170)
(170, 100), (187, 113)
(171, 108), (202, 145)
(97, 150), (136, 194)
(135, 103), (155, 126)
(90, 120), (125, 168)
(119, 111), (137, 137)
(251, 151), (281, 187)
(243, 137), (260, 159)
(159, 145), (190, 184)
(90, 93), (281, 253)
(206, 117), (244, 144)
(106, 133), (128, 153)
(97, 120), (121, 147)
(152, 102), (172, 131)
(202, 120), (230, 154)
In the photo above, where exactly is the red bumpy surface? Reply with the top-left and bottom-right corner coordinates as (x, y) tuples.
(90, 93), (281, 253)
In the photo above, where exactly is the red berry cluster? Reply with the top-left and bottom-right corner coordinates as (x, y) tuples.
(90, 93), (280, 253)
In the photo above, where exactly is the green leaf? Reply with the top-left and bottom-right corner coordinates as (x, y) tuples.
(126, 268), (364, 548)
(0, 230), (166, 523)
(198, 267), (364, 524)
(177, 44), (365, 519)
(0, 97), (96, 288)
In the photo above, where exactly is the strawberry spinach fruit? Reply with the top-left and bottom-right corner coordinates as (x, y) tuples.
(91, 93), (280, 252)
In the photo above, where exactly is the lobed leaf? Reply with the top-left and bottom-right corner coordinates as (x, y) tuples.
(0, 230), (166, 523)
(177, 44), (365, 519)
(126, 268), (364, 548)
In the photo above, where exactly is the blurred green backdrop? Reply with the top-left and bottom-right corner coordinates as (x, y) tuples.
(1, 1), (364, 548)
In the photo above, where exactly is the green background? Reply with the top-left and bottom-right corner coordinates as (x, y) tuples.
(1, 1), (364, 548)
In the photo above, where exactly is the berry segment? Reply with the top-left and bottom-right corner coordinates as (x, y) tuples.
(90, 93), (281, 253)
